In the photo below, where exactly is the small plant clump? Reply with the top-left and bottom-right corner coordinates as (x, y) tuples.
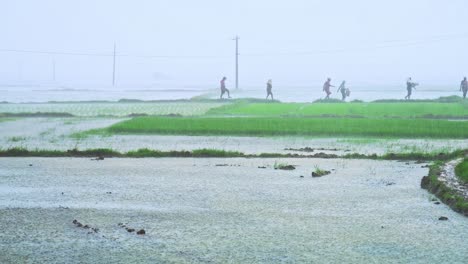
(312, 165), (331, 177)
(274, 161), (296, 170)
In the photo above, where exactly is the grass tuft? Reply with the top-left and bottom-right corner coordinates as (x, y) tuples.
(274, 161), (296, 170)
(312, 165), (331, 177)
(455, 158), (468, 184)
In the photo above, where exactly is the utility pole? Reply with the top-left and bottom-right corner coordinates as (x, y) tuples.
(233, 35), (239, 89)
(112, 42), (116, 86)
(52, 59), (56, 82)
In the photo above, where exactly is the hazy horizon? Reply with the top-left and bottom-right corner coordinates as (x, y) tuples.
(1, 0), (468, 88)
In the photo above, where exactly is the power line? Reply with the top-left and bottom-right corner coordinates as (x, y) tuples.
(0, 48), (228, 59)
(0, 49), (112, 57)
(0, 33), (466, 59)
(241, 34), (468, 57)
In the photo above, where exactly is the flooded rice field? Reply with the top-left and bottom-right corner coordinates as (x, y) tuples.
(0, 102), (224, 117)
(0, 158), (467, 263)
(0, 87), (212, 103)
(0, 118), (467, 155)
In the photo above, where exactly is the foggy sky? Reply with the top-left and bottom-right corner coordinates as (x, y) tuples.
(1, 0), (467, 88)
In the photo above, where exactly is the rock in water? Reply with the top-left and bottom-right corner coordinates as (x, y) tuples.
(137, 229), (146, 235)
(312, 170), (331, 177)
(438, 216), (448, 221)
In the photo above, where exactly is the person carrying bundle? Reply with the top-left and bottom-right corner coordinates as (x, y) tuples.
(404, 77), (418, 100)
(266, 79), (274, 100)
(336, 80), (350, 101)
(460, 77), (467, 99)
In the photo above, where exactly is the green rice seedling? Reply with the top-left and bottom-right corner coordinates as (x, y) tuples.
(274, 161), (295, 170)
(191, 149), (244, 157)
(95, 116), (468, 139)
(312, 165), (331, 177)
(8, 136), (26, 142)
(206, 101), (468, 119)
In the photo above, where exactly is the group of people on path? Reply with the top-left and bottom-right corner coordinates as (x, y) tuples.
(322, 78), (351, 101)
(404, 77), (468, 100)
(219, 76), (274, 100)
(219, 76), (468, 100)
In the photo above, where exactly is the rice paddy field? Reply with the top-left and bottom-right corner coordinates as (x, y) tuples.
(1, 98), (468, 153)
(207, 100), (468, 118)
(100, 116), (468, 138)
(0, 101), (224, 117)
(1, 97), (467, 263)
(76, 98), (468, 139)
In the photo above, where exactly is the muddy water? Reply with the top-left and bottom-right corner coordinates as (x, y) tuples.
(0, 102), (224, 116)
(0, 158), (467, 263)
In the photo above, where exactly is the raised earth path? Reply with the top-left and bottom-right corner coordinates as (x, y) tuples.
(439, 158), (468, 199)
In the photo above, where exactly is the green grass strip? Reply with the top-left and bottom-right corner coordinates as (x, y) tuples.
(455, 158), (468, 184)
(102, 116), (468, 138)
(207, 101), (468, 118)
(0, 147), (465, 161)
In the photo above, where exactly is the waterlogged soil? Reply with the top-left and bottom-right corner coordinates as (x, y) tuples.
(0, 118), (125, 149)
(0, 102), (224, 117)
(1, 117), (467, 155)
(0, 158), (467, 263)
(1, 115), (467, 158)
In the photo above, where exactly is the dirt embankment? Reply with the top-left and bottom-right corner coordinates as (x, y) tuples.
(421, 159), (468, 216)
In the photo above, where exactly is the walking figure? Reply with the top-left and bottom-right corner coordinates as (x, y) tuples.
(336, 81), (350, 101)
(323, 78), (334, 99)
(266, 79), (273, 100)
(460, 77), (467, 99)
(220, 77), (231, 99)
(404, 77), (418, 100)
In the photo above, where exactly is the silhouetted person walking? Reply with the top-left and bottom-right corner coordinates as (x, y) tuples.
(266, 79), (273, 100)
(336, 80), (349, 101)
(220, 77), (231, 99)
(460, 77), (468, 99)
(404, 77), (418, 100)
(323, 78), (334, 99)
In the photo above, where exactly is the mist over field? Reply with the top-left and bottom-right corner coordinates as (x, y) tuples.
(1, 0), (467, 90)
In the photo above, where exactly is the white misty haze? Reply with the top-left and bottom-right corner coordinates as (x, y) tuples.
(1, 0), (467, 88)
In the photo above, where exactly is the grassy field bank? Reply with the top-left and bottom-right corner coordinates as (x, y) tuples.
(421, 162), (468, 216)
(93, 116), (468, 138)
(455, 158), (468, 184)
(1, 147), (465, 160)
